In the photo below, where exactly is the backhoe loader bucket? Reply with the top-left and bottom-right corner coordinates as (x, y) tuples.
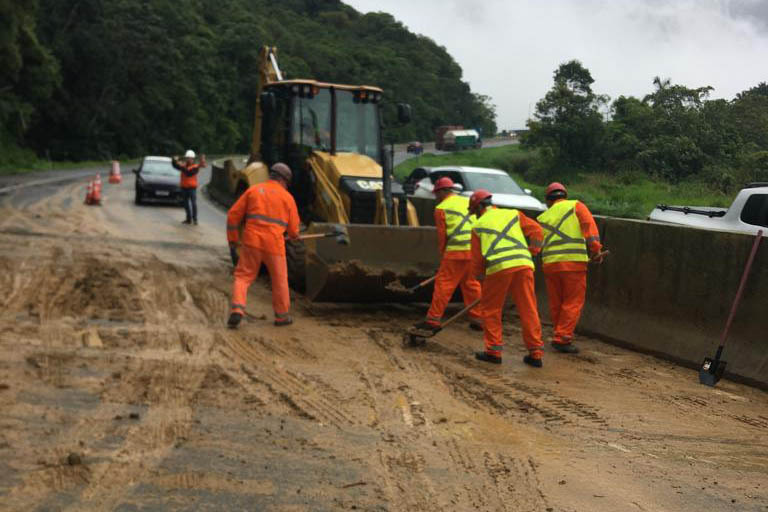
(298, 223), (440, 302)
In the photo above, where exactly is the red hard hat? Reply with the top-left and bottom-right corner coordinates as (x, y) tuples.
(433, 176), (455, 192)
(469, 189), (493, 213)
(545, 182), (567, 197)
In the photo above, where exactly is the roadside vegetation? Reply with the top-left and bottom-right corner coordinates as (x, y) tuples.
(395, 145), (731, 219)
(521, 61), (768, 199)
(1, 1), (495, 166)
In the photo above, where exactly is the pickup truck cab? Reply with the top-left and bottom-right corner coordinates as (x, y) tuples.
(648, 183), (768, 234)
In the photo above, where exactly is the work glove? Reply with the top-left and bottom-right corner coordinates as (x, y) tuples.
(229, 244), (239, 268)
(590, 249), (608, 264)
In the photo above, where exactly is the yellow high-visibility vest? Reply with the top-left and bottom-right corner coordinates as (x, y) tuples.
(538, 199), (589, 264)
(473, 207), (534, 275)
(436, 195), (475, 252)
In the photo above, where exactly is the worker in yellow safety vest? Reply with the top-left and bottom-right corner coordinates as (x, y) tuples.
(413, 176), (483, 333)
(469, 189), (546, 367)
(538, 182), (605, 354)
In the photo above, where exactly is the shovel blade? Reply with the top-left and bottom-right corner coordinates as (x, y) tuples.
(699, 357), (727, 387)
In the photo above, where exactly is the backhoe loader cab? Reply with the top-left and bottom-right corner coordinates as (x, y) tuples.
(209, 46), (439, 302)
(258, 80), (415, 225)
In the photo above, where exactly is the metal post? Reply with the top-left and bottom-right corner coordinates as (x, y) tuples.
(382, 140), (394, 224)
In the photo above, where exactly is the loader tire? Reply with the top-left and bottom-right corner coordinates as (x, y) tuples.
(286, 238), (307, 292)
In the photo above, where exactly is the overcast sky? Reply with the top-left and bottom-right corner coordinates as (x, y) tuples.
(345, 0), (768, 129)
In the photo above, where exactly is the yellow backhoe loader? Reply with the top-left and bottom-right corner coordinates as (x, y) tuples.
(209, 47), (439, 302)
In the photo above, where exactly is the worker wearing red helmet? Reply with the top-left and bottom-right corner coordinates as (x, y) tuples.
(226, 162), (300, 329)
(538, 182), (605, 354)
(412, 176), (483, 333)
(469, 189), (546, 367)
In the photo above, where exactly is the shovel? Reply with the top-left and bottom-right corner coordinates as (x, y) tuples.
(385, 274), (437, 294)
(699, 229), (763, 387)
(296, 224), (350, 246)
(404, 298), (482, 347)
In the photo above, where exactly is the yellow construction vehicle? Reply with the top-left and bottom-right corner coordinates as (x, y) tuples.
(210, 47), (439, 302)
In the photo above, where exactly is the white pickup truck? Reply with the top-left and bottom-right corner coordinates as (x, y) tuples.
(648, 183), (768, 234)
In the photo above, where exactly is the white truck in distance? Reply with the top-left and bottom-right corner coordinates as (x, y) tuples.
(648, 183), (768, 234)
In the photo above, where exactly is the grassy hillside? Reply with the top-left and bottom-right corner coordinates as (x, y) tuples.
(395, 145), (731, 219)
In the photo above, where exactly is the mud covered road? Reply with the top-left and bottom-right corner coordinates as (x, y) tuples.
(1, 172), (767, 511)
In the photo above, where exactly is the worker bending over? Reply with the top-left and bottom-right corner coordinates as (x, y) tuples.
(413, 177), (483, 333)
(538, 182), (604, 354)
(469, 189), (546, 367)
(172, 149), (206, 225)
(226, 163), (300, 328)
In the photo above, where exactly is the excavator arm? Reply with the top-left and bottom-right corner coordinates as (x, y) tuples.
(249, 46), (283, 164)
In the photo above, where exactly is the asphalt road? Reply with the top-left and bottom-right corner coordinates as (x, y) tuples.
(0, 138), (519, 232)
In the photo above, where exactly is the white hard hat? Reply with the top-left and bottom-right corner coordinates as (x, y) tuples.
(184, 149), (196, 158)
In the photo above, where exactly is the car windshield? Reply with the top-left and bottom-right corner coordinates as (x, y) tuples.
(464, 172), (524, 195)
(142, 160), (177, 176)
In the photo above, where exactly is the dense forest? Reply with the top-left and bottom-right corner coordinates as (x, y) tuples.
(523, 60), (768, 192)
(0, 0), (496, 164)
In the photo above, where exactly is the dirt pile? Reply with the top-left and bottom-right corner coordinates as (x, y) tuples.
(0, 222), (767, 510)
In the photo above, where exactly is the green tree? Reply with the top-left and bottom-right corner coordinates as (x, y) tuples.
(0, 0), (58, 163)
(523, 60), (607, 172)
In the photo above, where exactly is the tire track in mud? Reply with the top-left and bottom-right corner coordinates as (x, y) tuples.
(435, 360), (608, 431)
(219, 332), (355, 428)
(670, 394), (768, 432)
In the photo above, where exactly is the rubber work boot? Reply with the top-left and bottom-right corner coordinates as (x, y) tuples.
(475, 351), (502, 364)
(181, 219), (191, 225)
(227, 312), (242, 329)
(412, 321), (441, 334)
(274, 316), (293, 327)
(523, 355), (543, 368)
(551, 342), (579, 354)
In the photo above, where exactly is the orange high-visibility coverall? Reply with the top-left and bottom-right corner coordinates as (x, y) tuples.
(226, 180), (300, 322)
(470, 210), (545, 359)
(542, 200), (602, 345)
(426, 196), (482, 326)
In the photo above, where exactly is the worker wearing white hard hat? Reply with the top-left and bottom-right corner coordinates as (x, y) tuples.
(172, 149), (206, 225)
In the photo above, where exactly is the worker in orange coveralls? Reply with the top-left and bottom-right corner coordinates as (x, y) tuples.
(469, 189), (546, 367)
(538, 182), (605, 354)
(226, 162), (300, 329)
(412, 176), (483, 333)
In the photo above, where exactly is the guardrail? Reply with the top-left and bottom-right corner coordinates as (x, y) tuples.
(545, 217), (768, 388)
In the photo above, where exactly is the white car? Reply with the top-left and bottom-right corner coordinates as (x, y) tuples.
(648, 183), (768, 234)
(402, 166), (545, 212)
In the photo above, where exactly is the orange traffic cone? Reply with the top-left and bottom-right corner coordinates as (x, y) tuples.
(109, 160), (122, 184)
(91, 174), (102, 205)
(84, 181), (94, 205)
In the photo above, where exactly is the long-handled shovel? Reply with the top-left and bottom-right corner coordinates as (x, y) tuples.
(404, 298), (482, 347)
(296, 224), (350, 246)
(699, 229), (763, 387)
(385, 274), (437, 294)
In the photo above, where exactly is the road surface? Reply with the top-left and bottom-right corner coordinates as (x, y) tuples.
(0, 162), (767, 511)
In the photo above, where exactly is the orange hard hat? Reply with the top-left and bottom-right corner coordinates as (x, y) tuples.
(469, 189), (493, 213)
(545, 182), (567, 198)
(433, 176), (455, 192)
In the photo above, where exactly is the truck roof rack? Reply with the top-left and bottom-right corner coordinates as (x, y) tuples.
(655, 204), (727, 217)
(745, 182), (768, 189)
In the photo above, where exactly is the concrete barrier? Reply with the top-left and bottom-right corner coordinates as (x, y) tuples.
(539, 217), (768, 388)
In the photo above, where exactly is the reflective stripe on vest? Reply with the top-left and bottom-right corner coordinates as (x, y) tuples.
(245, 213), (288, 227)
(538, 199), (589, 264)
(437, 195), (475, 251)
(474, 208), (534, 275)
